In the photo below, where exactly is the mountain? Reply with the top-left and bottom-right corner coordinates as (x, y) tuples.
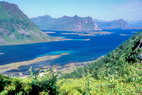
(0, 2), (53, 45)
(96, 19), (129, 29)
(32, 14), (142, 31)
(31, 15), (55, 30)
(31, 15), (100, 31)
(128, 20), (142, 29)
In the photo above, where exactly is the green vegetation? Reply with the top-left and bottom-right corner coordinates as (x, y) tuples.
(0, 69), (58, 95)
(62, 32), (142, 79)
(58, 32), (142, 94)
(0, 32), (142, 95)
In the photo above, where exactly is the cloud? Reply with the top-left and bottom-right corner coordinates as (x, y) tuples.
(113, 0), (142, 20)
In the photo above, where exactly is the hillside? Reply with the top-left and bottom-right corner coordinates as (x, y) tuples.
(0, 2), (53, 45)
(63, 32), (142, 78)
(0, 31), (141, 94)
(31, 15), (100, 31)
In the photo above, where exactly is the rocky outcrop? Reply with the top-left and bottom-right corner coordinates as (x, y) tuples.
(138, 53), (142, 60)
(137, 38), (142, 60)
(137, 38), (142, 48)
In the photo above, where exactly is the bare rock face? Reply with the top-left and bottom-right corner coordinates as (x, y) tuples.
(137, 38), (142, 48)
(138, 53), (142, 60)
(137, 38), (142, 60)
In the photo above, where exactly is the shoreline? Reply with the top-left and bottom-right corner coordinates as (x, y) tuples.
(0, 30), (113, 46)
(0, 37), (72, 46)
(0, 53), (104, 77)
(0, 37), (92, 46)
(0, 53), (69, 74)
(56, 56), (104, 74)
(61, 31), (112, 36)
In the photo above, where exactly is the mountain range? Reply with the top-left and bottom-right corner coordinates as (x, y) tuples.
(31, 15), (142, 31)
(128, 20), (142, 29)
(0, 2), (53, 45)
(95, 19), (129, 29)
(31, 15), (100, 31)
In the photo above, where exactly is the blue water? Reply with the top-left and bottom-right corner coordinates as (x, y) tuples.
(0, 29), (140, 73)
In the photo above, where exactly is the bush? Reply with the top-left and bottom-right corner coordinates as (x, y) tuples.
(0, 68), (58, 95)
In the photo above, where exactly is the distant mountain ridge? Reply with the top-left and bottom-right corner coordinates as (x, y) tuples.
(128, 20), (142, 29)
(0, 2), (53, 45)
(96, 19), (129, 29)
(32, 15), (142, 31)
(31, 15), (100, 31)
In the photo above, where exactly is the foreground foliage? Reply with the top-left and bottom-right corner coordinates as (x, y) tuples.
(0, 70), (58, 95)
(58, 63), (142, 95)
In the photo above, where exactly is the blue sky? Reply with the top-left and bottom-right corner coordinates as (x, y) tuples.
(0, 0), (142, 21)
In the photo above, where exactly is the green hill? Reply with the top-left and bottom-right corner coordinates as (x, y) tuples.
(63, 32), (142, 79)
(0, 2), (53, 45)
(0, 31), (142, 94)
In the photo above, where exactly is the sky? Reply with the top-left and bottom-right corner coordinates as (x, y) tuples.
(0, 0), (142, 21)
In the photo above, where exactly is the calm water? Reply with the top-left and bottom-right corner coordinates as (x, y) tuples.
(0, 29), (139, 67)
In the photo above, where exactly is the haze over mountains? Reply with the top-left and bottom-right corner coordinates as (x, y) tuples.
(95, 19), (129, 29)
(31, 15), (100, 31)
(31, 15), (142, 31)
(128, 20), (142, 29)
(0, 2), (53, 45)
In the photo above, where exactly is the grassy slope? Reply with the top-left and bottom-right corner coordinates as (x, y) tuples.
(0, 32), (142, 95)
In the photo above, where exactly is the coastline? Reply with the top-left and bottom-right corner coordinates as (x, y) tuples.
(0, 53), (104, 77)
(56, 56), (104, 74)
(0, 53), (69, 74)
(61, 31), (112, 36)
(0, 37), (72, 46)
(0, 30), (113, 46)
